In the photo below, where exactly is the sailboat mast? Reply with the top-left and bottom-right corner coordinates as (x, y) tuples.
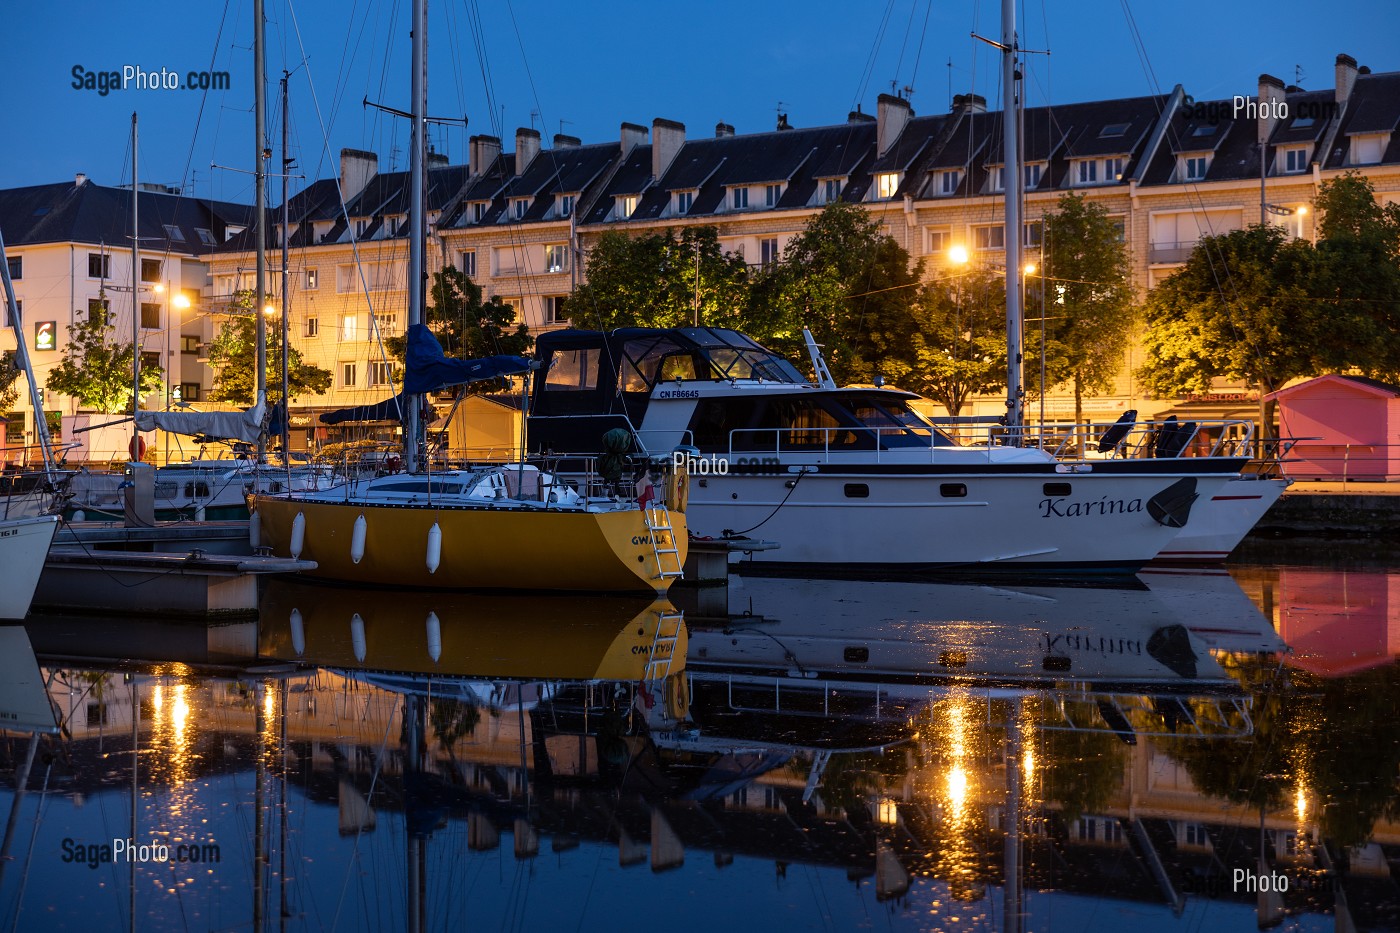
(254, 0), (268, 462)
(131, 112), (142, 462)
(280, 73), (292, 458)
(404, 0), (427, 473)
(1001, 0), (1025, 439)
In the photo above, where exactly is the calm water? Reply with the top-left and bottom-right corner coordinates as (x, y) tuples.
(2, 544), (1398, 932)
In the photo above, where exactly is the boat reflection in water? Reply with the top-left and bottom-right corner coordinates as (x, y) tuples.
(6, 570), (1400, 930)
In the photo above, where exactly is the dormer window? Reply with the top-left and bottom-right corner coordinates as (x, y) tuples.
(355, 219), (367, 237)
(557, 194), (575, 218)
(987, 167), (1005, 193)
(824, 178), (842, 203)
(512, 198), (529, 220)
(1281, 147), (1309, 173)
(765, 183), (784, 207)
(1350, 134), (1386, 166)
(730, 187), (749, 210)
(937, 170), (961, 196)
(875, 172), (899, 199)
(1105, 157), (1125, 181)
(1076, 161), (1098, 185)
(1182, 155), (1210, 181)
(472, 202), (487, 222)
(1024, 164), (1043, 189)
(674, 191), (694, 215)
(616, 195), (638, 219)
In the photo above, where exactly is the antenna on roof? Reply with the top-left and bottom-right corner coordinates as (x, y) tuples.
(1295, 64), (1306, 88)
(530, 109), (541, 130)
(902, 84), (915, 101)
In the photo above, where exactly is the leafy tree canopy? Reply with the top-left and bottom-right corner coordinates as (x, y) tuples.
(751, 201), (923, 386)
(207, 290), (331, 405)
(386, 265), (533, 362)
(0, 350), (20, 411)
(570, 227), (752, 333)
(45, 293), (164, 413)
(907, 269), (1007, 417)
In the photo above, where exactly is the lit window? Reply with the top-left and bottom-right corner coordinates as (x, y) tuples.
(544, 244), (569, 274)
(1105, 157), (1125, 181)
(306, 268), (318, 289)
(876, 173), (899, 199)
(730, 188), (748, 210)
(340, 314), (357, 341)
(617, 195), (638, 219)
(141, 259), (162, 282)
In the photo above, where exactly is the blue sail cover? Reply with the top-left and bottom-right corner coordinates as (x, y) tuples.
(403, 324), (531, 394)
(319, 393), (408, 425)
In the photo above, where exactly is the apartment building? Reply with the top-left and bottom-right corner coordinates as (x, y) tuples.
(0, 178), (253, 463)
(198, 52), (1400, 437)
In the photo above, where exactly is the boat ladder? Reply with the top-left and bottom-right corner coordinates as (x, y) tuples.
(643, 505), (685, 581)
(642, 608), (685, 683)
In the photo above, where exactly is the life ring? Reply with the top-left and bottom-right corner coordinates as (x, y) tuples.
(129, 436), (147, 461)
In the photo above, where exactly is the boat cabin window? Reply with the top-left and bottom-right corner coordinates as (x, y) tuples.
(544, 348), (599, 392)
(183, 482), (211, 498)
(835, 393), (955, 447)
(619, 337), (700, 392)
(704, 347), (804, 382)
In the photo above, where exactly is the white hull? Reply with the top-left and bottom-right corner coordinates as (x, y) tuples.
(685, 468), (1235, 574)
(0, 515), (59, 620)
(1152, 475), (1288, 563)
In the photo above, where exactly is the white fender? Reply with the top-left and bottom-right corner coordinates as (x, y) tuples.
(194, 503), (206, 522)
(351, 612), (366, 663)
(249, 509), (261, 549)
(290, 511), (306, 559)
(290, 608), (305, 657)
(351, 513), (367, 564)
(426, 522), (442, 574)
(426, 611), (441, 663)
(72, 510), (85, 522)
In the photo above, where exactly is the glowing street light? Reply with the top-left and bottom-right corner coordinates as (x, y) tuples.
(173, 293), (192, 310)
(948, 244), (970, 265)
(1023, 262), (1037, 277)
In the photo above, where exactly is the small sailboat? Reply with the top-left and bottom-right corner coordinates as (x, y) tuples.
(248, 13), (685, 595)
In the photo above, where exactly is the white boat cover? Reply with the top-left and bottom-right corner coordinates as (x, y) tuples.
(135, 399), (266, 443)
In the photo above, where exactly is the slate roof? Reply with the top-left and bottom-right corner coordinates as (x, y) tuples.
(0, 180), (253, 255)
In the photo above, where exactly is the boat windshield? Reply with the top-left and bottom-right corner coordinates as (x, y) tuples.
(619, 333), (804, 391)
(832, 392), (957, 447)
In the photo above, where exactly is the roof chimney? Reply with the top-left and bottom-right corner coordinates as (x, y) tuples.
(74, 173), (87, 187)
(426, 149), (449, 168)
(339, 148), (378, 199)
(876, 93), (913, 157)
(514, 128), (541, 174)
(1335, 53), (1358, 104)
(553, 133), (581, 149)
(847, 107), (875, 125)
(652, 118), (685, 180)
(1257, 73), (1286, 145)
(715, 121), (735, 138)
(620, 122), (648, 154)
(469, 135), (501, 177)
(776, 113), (792, 131)
(953, 93), (987, 114)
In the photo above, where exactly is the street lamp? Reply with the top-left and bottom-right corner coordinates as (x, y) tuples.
(948, 244), (969, 266)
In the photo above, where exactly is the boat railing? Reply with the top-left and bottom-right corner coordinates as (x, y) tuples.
(726, 425), (996, 464)
(1015, 418), (1257, 461)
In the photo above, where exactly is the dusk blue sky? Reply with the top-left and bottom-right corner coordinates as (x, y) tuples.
(3, 0), (1397, 204)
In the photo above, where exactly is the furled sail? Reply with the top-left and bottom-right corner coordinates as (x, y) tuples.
(402, 323), (531, 395)
(133, 397), (266, 443)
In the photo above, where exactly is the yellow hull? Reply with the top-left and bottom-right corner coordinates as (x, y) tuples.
(259, 579), (686, 680)
(251, 494), (687, 595)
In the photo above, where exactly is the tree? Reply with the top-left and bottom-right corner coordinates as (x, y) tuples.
(907, 269), (1007, 417)
(1136, 225), (1319, 433)
(1034, 194), (1138, 425)
(45, 293), (164, 413)
(570, 227), (752, 333)
(207, 291), (331, 405)
(385, 265), (533, 361)
(1311, 172), (1400, 377)
(0, 350), (20, 411)
(750, 201), (923, 386)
